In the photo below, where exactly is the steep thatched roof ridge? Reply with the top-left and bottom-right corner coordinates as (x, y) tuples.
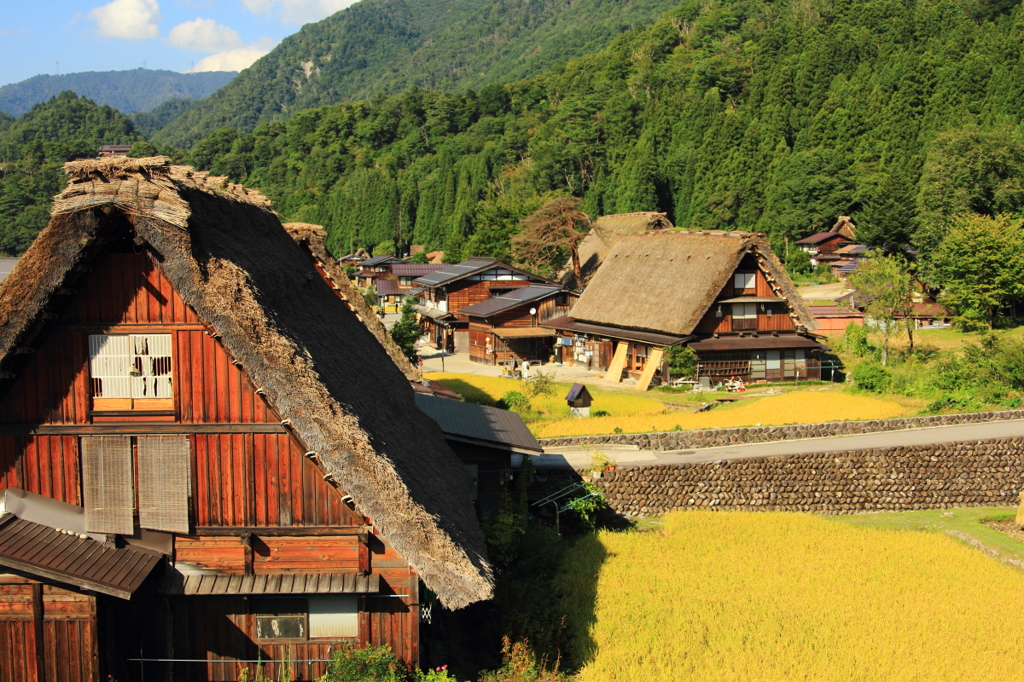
(0, 158), (491, 608)
(568, 230), (818, 336)
(566, 211), (673, 289)
(284, 222), (422, 384)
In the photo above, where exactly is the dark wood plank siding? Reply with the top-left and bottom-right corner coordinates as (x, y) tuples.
(0, 579), (97, 682)
(447, 279), (533, 319)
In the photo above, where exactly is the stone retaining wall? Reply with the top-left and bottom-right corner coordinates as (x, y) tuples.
(540, 409), (1024, 451)
(589, 437), (1024, 517)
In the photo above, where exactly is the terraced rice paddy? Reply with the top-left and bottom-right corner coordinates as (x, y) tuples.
(557, 511), (1024, 681)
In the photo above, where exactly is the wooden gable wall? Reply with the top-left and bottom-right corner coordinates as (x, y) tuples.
(0, 250), (361, 529)
(694, 254), (797, 335)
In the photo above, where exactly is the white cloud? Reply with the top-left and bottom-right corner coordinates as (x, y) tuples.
(168, 18), (242, 51)
(88, 0), (162, 40)
(241, 0), (358, 25)
(192, 37), (277, 72)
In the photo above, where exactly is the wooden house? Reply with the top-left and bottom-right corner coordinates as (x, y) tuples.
(795, 217), (859, 266)
(411, 258), (554, 353)
(544, 230), (825, 390)
(0, 158), (492, 682)
(460, 285), (576, 366)
(413, 394), (541, 516)
(564, 212), (672, 290)
(354, 254), (402, 289)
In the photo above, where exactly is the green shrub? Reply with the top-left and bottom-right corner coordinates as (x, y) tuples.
(852, 362), (891, 393)
(317, 644), (406, 682)
(498, 390), (530, 412)
(592, 409), (610, 417)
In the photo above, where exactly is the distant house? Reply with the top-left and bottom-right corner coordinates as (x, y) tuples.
(837, 289), (951, 329)
(338, 247), (370, 267)
(411, 258), (555, 352)
(544, 230), (826, 390)
(355, 254), (403, 288)
(565, 211), (673, 289)
(795, 216), (861, 266)
(0, 158), (491, 679)
(97, 144), (132, 158)
(460, 284), (577, 366)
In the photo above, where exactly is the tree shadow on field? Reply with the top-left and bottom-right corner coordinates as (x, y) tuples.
(557, 532), (608, 671)
(427, 377), (497, 406)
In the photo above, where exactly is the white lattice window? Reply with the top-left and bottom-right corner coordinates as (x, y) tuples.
(89, 334), (173, 410)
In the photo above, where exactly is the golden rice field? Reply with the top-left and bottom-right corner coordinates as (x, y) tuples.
(533, 390), (908, 438)
(428, 373), (908, 437)
(557, 511), (1024, 681)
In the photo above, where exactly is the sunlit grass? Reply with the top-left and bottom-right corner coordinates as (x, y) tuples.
(558, 510), (1024, 681)
(430, 374), (910, 438)
(531, 389), (908, 438)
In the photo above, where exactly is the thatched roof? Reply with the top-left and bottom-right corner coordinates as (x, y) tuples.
(284, 222), (422, 384)
(565, 211), (673, 289)
(0, 157), (491, 609)
(567, 230), (818, 336)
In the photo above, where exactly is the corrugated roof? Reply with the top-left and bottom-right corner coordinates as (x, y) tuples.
(796, 232), (849, 245)
(542, 315), (691, 346)
(414, 393), (542, 453)
(392, 264), (447, 277)
(359, 254), (399, 267)
(413, 304), (453, 320)
(375, 279), (402, 296)
(413, 258), (501, 287)
(161, 571), (380, 596)
(688, 335), (828, 352)
(459, 285), (562, 317)
(0, 514), (161, 599)
(492, 327), (556, 339)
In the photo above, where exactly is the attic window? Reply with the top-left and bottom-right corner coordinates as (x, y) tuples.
(734, 272), (756, 292)
(89, 334), (173, 411)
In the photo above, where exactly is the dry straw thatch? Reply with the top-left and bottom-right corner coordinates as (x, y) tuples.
(0, 157), (492, 608)
(284, 222), (423, 383)
(566, 211), (673, 289)
(568, 230), (818, 336)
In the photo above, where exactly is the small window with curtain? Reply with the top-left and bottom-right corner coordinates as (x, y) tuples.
(89, 334), (173, 411)
(255, 599), (307, 640)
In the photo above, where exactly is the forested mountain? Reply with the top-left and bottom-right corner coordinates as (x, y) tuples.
(0, 69), (235, 117)
(0, 92), (145, 254)
(152, 0), (682, 148)
(182, 0), (1024, 269)
(129, 98), (205, 137)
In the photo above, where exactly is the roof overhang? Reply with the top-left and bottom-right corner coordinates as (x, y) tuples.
(542, 316), (692, 347)
(687, 335), (830, 353)
(718, 297), (786, 304)
(0, 513), (162, 600)
(413, 305), (454, 321)
(162, 571), (381, 596)
(492, 327), (556, 339)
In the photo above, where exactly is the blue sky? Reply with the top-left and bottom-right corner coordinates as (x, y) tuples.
(0, 0), (361, 87)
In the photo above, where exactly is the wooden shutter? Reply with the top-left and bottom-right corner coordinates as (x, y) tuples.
(138, 436), (191, 534)
(82, 436), (134, 535)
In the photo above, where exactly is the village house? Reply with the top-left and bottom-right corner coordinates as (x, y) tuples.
(98, 144), (133, 158)
(411, 258), (555, 353)
(460, 285), (577, 367)
(354, 254), (403, 289)
(565, 211), (673, 290)
(794, 216), (859, 266)
(0, 158), (492, 682)
(544, 230), (826, 390)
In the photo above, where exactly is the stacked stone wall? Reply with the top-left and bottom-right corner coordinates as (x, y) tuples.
(541, 409), (1024, 451)
(588, 438), (1024, 517)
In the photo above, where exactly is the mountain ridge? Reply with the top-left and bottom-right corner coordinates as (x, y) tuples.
(0, 69), (236, 117)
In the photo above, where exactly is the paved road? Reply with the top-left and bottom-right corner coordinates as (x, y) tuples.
(533, 419), (1024, 470)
